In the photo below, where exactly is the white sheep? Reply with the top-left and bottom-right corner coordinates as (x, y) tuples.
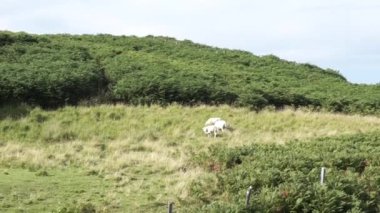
(202, 125), (218, 138)
(204, 117), (221, 126)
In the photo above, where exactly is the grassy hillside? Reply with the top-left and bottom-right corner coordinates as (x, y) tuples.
(1, 31), (379, 212)
(1, 105), (380, 212)
(1, 31), (379, 113)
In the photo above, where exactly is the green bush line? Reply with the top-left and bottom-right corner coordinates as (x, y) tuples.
(1, 31), (379, 113)
(188, 132), (380, 212)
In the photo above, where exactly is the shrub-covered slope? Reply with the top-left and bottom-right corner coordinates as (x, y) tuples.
(1, 31), (379, 113)
(189, 132), (380, 212)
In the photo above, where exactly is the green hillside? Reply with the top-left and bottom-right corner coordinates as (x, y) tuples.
(1, 105), (380, 212)
(1, 31), (379, 113)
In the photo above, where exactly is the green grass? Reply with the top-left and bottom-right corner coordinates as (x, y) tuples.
(1, 104), (379, 145)
(0, 167), (112, 212)
(0, 104), (379, 212)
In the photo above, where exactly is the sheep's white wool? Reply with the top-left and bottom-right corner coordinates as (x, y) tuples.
(204, 117), (221, 126)
(214, 120), (227, 132)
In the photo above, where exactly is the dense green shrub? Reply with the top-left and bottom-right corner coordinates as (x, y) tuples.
(0, 31), (379, 113)
(0, 32), (105, 107)
(188, 132), (380, 212)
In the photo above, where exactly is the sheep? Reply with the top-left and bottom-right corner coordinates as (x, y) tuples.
(204, 117), (221, 126)
(202, 125), (218, 138)
(203, 117), (233, 137)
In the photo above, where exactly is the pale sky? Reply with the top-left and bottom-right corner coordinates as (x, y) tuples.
(1, 0), (379, 84)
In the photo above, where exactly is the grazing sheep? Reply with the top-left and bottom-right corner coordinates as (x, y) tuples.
(202, 125), (218, 138)
(203, 117), (232, 137)
(204, 117), (221, 126)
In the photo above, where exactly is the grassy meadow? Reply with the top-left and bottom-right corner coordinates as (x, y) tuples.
(1, 104), (380, 212)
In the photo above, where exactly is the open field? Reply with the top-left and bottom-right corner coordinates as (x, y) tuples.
(1, 105), (380, 212)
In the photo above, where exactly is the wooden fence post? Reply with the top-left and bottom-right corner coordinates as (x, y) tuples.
(320, 167), (326, 185)
(168, 202), (174, 213)
(246, 185), (253, 208)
